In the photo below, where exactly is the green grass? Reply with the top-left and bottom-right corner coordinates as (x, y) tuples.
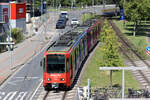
(81, 13), (97, 23)
(102, 8), (119, 13)
(113, 18), (149, 59)
(81, 46), (141, 91)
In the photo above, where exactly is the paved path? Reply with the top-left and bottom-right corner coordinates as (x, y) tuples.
(0, 11), (59, 85)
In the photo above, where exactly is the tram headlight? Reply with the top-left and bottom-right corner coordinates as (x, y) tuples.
(47, 78), (51, 81)
(60, 78), (65, 81)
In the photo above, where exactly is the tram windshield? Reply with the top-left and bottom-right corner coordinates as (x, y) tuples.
(46, 54), (65, 73)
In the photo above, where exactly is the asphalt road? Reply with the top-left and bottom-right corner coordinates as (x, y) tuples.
(0, 5), (115, 100)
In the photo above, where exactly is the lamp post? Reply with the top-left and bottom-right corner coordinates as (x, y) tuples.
(9, 1), (13, 69)
(33, 0), (34, 18)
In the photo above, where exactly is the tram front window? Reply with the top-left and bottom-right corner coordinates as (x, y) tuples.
(46, 55), (65, 73)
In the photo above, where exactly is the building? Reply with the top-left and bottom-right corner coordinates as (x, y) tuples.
(0, 0), (26, 40)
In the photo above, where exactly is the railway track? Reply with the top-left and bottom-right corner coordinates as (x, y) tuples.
(29, 18), (104, 100)
(31, 43), (101, 100)
(108, 19), (150, 89)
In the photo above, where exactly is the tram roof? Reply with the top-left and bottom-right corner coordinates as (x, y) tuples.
(47, 19), (99, 52)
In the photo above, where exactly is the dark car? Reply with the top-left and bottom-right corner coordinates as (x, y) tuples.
(56, 21), (66, 29)
(58, 17), (67, 24)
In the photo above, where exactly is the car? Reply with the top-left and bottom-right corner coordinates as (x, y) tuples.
(60, 11), (68, 20)
(71, 18), (79, 26)
(58, 17), (67, 24)
(56, 21), (66, 29)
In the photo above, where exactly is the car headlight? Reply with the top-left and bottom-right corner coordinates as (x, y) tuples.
(47, 78), (51, 81)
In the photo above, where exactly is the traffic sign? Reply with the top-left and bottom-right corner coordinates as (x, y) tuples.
(146, 46), (150, 55)
(120, 8), (124, 20)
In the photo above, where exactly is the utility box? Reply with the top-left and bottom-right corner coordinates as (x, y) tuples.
(9, 1), (26, 33)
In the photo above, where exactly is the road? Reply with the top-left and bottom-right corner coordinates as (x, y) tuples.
(0, 5), (116, 100)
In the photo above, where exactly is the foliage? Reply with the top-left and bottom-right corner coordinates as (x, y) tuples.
(81, 13), (97, 23)
(113, 18), (149, 60)
(81, 34), (140, 90)
(11, 28), (24, 43)
(99, 19), (124, 67)
(37, 0), (116, 7)
(124, 0), (150, 36)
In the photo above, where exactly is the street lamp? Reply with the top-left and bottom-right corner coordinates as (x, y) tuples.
(33, 0), (34, 18)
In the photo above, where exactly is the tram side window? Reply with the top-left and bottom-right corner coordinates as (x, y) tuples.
(83, 39), (85, 56)
(79, 43), (81, 60)
(87, 32), (91, 42)
(75, 49), (77, 70)
(43, 58), (45, 72)
(66, 58), (69, 72)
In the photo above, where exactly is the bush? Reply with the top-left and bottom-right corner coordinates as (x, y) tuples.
(11, 28), (24, 43)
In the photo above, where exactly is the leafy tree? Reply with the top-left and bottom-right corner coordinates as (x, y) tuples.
(99, 20), (124, 87)
(124, 0), (150, 36)
(99, 19), (124, 67)
(11, 28), (24, 43)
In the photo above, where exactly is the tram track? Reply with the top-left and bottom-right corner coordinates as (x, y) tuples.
(108, 19), (150, 89)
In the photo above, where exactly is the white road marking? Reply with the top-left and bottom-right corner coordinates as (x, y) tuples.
(3, 91), (17, 100)
(8, 79), (23, 85)
(29, 80), (43, 100)
(15, 92), (27, 100)
(0, 91), (5, 99)
(15, 77), (39, 79)
(0, 91), (5, 95)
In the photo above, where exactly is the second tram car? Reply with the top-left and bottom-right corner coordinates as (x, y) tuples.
(43, 18), (102, 90)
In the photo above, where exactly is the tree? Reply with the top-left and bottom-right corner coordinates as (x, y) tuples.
(99, 20), (124, 87)
(124, 0), (150, 36)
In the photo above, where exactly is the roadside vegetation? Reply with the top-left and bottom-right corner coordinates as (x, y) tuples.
(81, 19), (140, 91)
(81, 13), (98, 24)
(11, 28), (24, 44)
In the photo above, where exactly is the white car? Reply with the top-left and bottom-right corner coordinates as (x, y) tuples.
(60, 11), (68, 20)
(71, 18), (79, 26)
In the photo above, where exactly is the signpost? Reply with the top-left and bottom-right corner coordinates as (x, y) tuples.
(120, 8), (124, 20)
(146, 46), (150, 55)
(99, 66), (148, 99)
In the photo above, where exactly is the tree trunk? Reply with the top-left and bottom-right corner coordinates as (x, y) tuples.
(133, 21), (136, 36)
(110, 70), (112, 89)
(103, 0), (105, 9)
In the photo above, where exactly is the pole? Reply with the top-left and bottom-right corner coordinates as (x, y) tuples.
(33, 0), (34, 18)
(88, 79), (90, 100)
(122, 69), (125, 98)
(53, 0), (54, 8)
(41, 0), (43, 16)
(9, 2), (11, 38)
(103, 0), (105, 9)
(9, 1), (12, 68)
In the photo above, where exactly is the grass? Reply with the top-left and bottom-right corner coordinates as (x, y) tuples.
(101, 8), (119, 13)
(81, 13), (97, 24)
(113, 17), (149, 59)
(81, 45), (141, 91)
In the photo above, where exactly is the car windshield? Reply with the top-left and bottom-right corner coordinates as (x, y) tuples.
(72, 18), (77, 21)
(61, 13), (67, 15)
(57, 21), (63, 24)
(59, 19), (65, 21)
(46, 54), (65, 73)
